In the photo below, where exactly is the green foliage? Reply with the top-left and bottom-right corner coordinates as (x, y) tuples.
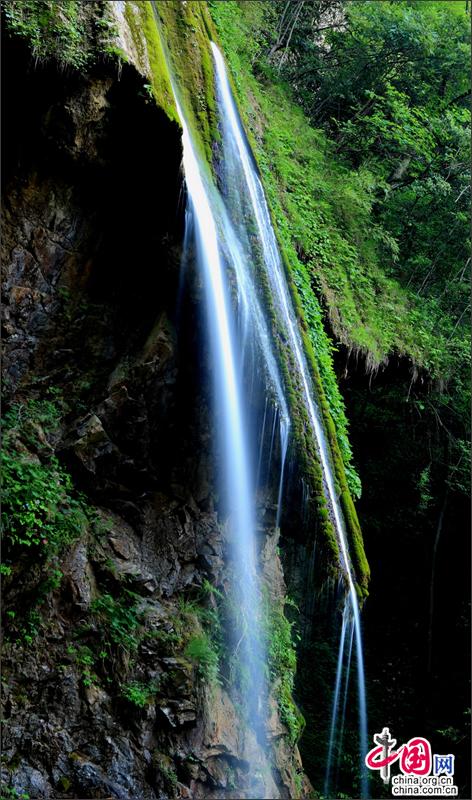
(121, 680), (157, 707)
(17, 608), (43, 646)
(3, 553), (64, 646)
(2, 0), (118, 69)
(202, 577), (224, 600)
(417, 464), (433, 512)
(1, 400), (89, 561)
(326, 3), (471, 385)
(293, 768), (303, 798)
(4, 395), (63, 439)
(1, 453), (87, 552)
(0, 788), (30, 800)
(263, 593), (305, 744)
(177, 585), (223, 685)
(184, 632), (220, 684)
(329, 2), (471, 496)
(153, 753), (178, 796)
(73, 587), (221, 699)
(269, 0), (470, 389)
(66, 591), (147, 696)
(67, 644), (97, 687)
(91, 591), (143, 652)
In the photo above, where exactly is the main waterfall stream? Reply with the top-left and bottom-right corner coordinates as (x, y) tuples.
(162, 20), (368, 797)
(211, 43), (369, 798)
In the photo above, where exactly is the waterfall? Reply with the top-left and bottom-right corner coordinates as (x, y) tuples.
(325, 600), (350, 797)
(161, 8), (368, 792)
(173, 90), (270, 791)
(325, 594), (356, 797)
(336, 619), (355, 791)
(211, 42), (369, 798)
(167, 53), (295, 799)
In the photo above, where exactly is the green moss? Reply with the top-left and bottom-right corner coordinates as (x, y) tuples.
(124, 1), (178, 124)
(150, 0), (217, 168)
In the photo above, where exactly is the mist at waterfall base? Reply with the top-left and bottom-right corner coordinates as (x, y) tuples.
(166, 28), (369, 796)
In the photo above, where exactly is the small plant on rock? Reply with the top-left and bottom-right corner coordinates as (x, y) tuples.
(184, 632), (220, 684)
(121, 680), (158, 707)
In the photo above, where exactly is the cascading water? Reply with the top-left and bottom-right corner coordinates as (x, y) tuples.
(211, 42), (369, 798)
(164, 44), (292, 799)
(325, 600), (350, 797)
(217, 201), (291, 499)
(172, 91), (270, 780)
(160, 5), (368, 791)
(336, 618), (355, 791)
(325, 593), (356, 797)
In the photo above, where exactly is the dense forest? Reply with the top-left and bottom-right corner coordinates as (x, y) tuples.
(1, 2), (470, 800)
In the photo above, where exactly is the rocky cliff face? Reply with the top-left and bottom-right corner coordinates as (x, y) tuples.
(1, 18), (308, 800)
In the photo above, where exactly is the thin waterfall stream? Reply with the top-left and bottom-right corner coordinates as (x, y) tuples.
(336, 620), (356, 791)
(211, 42), (369, 798)
(166, 69), (291, 800)
(325, 600), (350, 797)
(160, 16), (368, 796)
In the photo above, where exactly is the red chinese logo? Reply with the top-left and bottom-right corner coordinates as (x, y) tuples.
(399, 737), (432, 776)
(365, 728), (432, 783)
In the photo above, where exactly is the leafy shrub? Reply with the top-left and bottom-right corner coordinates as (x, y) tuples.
(0, 787), (30, 800)
(1, 400), (89, 562)
(67, 644), (97, 687)
(264, 593), (305, 744)
(91, 591), (143, 652)
(2, 452), (88, 552)
(184, 632), (220, 684)
(121, 680), (157, 707)
(2, 0), (118, 69)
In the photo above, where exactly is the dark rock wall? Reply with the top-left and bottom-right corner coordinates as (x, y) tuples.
(2, 35), (183, 403)
(336, 351), (471, 798)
